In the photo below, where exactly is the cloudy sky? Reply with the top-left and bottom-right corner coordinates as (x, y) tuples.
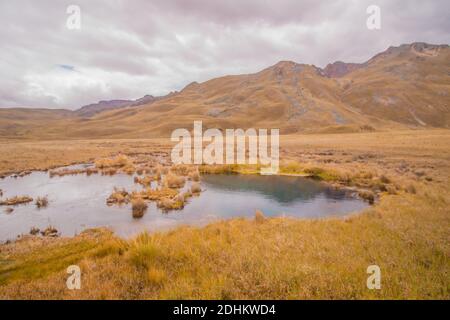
(1, 0), (449, 109)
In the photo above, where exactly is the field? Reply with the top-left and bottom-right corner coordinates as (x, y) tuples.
(0, 129), (449, 299)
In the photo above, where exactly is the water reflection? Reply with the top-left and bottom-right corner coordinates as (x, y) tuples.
(0, 170), (367, 241)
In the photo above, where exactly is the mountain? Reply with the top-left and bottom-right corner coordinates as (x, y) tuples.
(1, 42), (449, 139)
(323, 61), (364, 78)
(75, 100), (134, 117)
(75, 94), (162, 117)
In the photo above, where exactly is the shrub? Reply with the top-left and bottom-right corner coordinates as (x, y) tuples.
(132, 198), (148, 218)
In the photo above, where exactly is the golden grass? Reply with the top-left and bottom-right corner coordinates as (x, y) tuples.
(131, 198), (148, 219)
(0, 184), (448, 299)
(0, 130), (449, 299)
(35, 196), (49, 208)
(95, 154), (131, 169)
(156, 197), (185, 212)
(188, 169), (200, 182)
(106, 188), (129, 205)
(163, 172), (186, 189)
(254, 210), (266, 224)
(190, 182), (201, 194)
(0, 196), (33, 206)
(134, 175), (153, 187)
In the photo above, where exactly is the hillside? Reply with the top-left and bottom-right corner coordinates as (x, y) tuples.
(1, 42), (449, 139)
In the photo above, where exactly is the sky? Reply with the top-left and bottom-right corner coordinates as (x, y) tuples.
(1, 0), (449, 110)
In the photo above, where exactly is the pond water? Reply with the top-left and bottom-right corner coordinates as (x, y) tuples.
(0, 166), (368, 241)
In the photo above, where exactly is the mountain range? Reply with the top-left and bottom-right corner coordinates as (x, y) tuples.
(1, 42), (449, 139)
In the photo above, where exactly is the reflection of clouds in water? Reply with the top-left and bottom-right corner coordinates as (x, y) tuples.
(0, 171), (367, 241)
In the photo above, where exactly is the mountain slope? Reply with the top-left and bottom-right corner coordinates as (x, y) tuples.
(1, 42), (449, 139)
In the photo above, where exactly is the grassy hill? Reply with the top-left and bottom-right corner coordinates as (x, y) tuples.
(1, 43), (448, 139)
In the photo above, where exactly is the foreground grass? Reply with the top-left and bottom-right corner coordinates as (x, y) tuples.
(0, 183), (448, 299)
(0, 130), (449, 299)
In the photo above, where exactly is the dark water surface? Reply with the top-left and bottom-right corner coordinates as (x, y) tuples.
(0, 167), (367, 241)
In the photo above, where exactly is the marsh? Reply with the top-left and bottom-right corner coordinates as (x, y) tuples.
(0, 166), (367, 242)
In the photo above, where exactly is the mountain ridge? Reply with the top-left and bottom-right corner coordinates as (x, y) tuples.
(0, 42), (448, 139)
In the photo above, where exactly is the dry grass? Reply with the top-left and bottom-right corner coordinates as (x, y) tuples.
(188, 169), (200, 182)
(137, 188), (178, 201)
(35, 196), (49, 208)
(4, 207), (14, 214)
(0, 196), (33, 206)
(163, 173), (185, 189)
(134, 175), (153, 187)
(156, 197), (184, 212)
(190, 182), (202, 194)
(106, 188), (129, 205)
(40, 226), (58, 237)
(1, 183), (448, 299)
(29, 227), (40, 236)
(254, 210), (266, 224)
(95, 154), (131, 169)
(49, 168), (98, 178)
(131, 198), (148, 219)
(0, 130), (449, 299)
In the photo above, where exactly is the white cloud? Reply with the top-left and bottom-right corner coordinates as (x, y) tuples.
(0, 0), (449, 109)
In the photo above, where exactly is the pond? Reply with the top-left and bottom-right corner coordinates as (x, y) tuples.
(0, 166), (368, 241)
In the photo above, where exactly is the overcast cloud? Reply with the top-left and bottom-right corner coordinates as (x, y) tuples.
(1, 0), (449, 109)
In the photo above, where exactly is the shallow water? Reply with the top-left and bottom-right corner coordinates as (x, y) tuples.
(0, 167), (368, 241)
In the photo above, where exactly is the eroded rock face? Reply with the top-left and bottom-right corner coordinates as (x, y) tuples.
(322, 61), (364, 78)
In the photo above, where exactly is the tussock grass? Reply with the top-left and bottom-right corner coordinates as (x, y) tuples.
(106, 188), (129, 205)
(49, 168), (98, 178)
(0, 196), (33, 206)
(358, 190), (375, 204)
(3, 183), (447, 299)
(190, 182), (201, 194)
(255, 210), (266, 224)
(163, 173), (185, 189)
(95, 154), (131, 169)
(0, 131), (449, 299)
(41, 226), (58, 237)
(35, 196), (49, 208)
(134, 175), (153, 187)
(131, 198), (148, 219)
(157, 197), (184, 211)
(188, 169), (200, 182)
(137, 188), (178, 201)
(29, 227), (40, 236)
